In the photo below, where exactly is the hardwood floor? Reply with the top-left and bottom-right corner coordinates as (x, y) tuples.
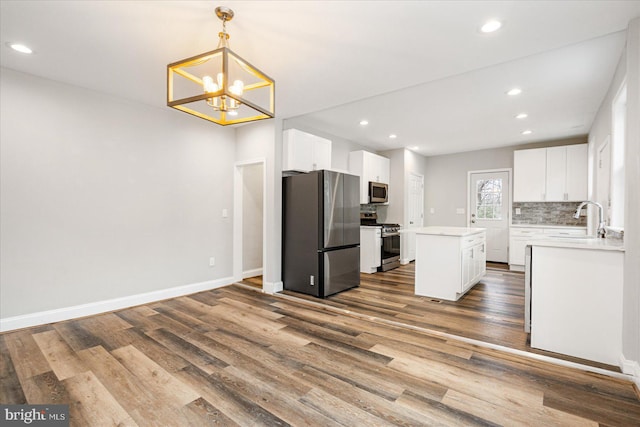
(2, 283), (639, 426)
(284, 263), (620, 372)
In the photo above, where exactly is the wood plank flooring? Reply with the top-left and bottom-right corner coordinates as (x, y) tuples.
(282, 263), (620, 372)
(2, 283), (639, 426)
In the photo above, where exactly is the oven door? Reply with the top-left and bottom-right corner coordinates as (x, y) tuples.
(379, 232), (400, 271)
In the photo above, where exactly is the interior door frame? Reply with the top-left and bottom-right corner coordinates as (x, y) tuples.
(467, 168), (513, 261)
(233, 158), (267, 289)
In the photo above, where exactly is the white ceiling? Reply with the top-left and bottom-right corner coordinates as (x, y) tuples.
(1, 1), (639, 155)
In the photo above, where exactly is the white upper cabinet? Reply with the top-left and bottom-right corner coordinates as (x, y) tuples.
(514, 144), (587, 202)
(283, 129), (332, 173)
(565, 144), (588, 201)
(514, 148), (547, 202)
(545, 146), (567, 201)
(348, 150), (390, 204)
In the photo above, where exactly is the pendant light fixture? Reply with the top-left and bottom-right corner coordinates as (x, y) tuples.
(167, 6), (275, 125)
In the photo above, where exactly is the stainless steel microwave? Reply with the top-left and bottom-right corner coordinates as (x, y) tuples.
(369, 181), (388, 203)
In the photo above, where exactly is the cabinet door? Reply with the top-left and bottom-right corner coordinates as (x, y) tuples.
(312, 137), (332, 171)
(283, 129), (314, 172)
(565, 144), (588, 201)
(461, 248), (473, 291)
(514, 148), (546, 201)
(545, 146), (567, 201)
(376, 156), (390, 184)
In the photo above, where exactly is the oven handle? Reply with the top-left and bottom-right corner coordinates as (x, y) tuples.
(381, 232), (400, 237)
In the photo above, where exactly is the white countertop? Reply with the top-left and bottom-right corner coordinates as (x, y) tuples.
(360, 225), (382, 229)
(511, 224), (587, 229)
(410, 226), (486, 237)
(528, 236), (624, 251)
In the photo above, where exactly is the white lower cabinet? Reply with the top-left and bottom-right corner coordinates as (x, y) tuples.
(531, 245), (623, 365)
(360, 227), (381, 273)
(415, 229), (486, 301)
(509, 226), (586, 270)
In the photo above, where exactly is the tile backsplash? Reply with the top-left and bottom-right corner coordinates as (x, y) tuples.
(512, 202), (587, 226)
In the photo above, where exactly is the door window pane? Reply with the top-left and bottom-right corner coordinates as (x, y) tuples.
(476, 179), (503, 219)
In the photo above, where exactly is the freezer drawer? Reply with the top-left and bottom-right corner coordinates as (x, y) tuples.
(323, 246), (360, 297)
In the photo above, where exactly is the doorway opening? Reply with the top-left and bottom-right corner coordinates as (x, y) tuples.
(233, 159), (266, 290)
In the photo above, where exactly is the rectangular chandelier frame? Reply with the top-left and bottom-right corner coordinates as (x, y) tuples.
(167, 46), (275, 126)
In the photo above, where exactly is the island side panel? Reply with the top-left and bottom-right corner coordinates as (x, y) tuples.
(530, 245), (624, 365)
(415, 234), (461, 301)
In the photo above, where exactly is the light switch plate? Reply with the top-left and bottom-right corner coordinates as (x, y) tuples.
(222, 208), (228, 218)
(515, 208), (521, 215)
(429, 208), (435, 214)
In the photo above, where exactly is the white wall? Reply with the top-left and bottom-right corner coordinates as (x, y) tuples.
(242, 163), (263, 274)
(235, 119), (282, 292)
(0, 68), (236, 320)
(424, 137), (587, 227)
(590, 18), (640, 380)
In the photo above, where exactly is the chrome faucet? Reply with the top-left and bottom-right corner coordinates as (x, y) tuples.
(574, 201), (606, 238)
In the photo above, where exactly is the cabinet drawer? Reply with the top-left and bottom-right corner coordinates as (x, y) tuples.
(510, 228), (544, 237)
(543, 228), (587, 236)
(462, 233), (485, 248)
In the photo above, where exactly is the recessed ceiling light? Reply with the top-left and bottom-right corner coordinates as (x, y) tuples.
(389, 134), (397, 139)
(515, 113), (528, 119)
(359, 120), (369, 126)
(522, 130), (533, 135)
(507, 88), (522, 96)
(480, 20), (502, 33)
(8, 43), (33, 54)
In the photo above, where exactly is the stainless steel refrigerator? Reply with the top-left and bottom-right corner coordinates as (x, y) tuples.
(283, 170), (360, 297)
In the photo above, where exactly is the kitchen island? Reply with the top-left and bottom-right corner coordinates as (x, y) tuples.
(529, 236), (624, 365)
(412, 226), (486, 301)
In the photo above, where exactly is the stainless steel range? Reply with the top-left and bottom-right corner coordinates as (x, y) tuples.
(379, 223), (401, 271)
(360, 213), (401, 272)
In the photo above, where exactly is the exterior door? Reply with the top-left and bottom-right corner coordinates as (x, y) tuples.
(405, 173), (424, 262)
(470, 171), (509, 263)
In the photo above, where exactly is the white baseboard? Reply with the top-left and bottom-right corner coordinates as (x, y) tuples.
(263, 280), (283, 294)
(400, 258), (414, 265)
(242, 268), (263, 279)
(509, 264), (525, 272)
(620, 353), (640, 388)
(0, 276), (234, 332)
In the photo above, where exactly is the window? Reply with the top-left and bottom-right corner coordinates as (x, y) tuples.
(476, 179), (503, 220)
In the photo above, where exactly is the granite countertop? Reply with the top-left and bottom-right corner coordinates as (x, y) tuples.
(528, 236), (624, 252)
(511, 224), (587, 229)
(409, 226), (486, 237)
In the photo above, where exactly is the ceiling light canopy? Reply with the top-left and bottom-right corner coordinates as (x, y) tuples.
(480, 20), (502, 33)
(167, 6), (275, 126)
(8, 43), (32, 54)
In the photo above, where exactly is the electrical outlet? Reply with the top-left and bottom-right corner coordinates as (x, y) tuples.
(222, 209), (228, 218)
(209, 257), (215, 267)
